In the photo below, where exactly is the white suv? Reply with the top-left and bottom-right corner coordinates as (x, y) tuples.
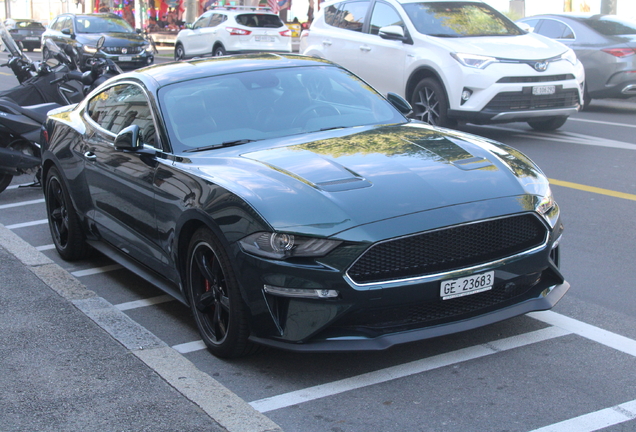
(300, 0), (585, 130)
(175, 6), (291, 60)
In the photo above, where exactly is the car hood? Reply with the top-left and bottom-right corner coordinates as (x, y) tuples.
(432, 33), (567, 60)
(77, 32), (145, 47)
(191, 123), (550, 237)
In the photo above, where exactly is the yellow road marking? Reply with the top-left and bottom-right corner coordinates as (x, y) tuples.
(0, 71), (13, 76)
(549, 178), (636, 201)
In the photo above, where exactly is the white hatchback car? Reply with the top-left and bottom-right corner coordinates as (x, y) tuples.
(175, 6), (292, 60)
(300, 0), (585, 130)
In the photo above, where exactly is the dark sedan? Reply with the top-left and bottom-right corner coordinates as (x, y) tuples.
(42, 54), (569, 358)
(7, 19), (45, 51)
(41, 13), (153, 70)
(518, 14), (636, 107)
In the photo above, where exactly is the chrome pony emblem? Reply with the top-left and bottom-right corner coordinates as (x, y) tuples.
(534, 61), (548, 72)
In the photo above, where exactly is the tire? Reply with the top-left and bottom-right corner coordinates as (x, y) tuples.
(582, 87), (592, 111)
(0, 174), (11, 194)
(186, 227), (257, 358)
(45, 166), (91, 261)
(410, 78), (456, 128)
(213, 45), (226, 57)
(174, 43), (185, 61)
(527, 116), (568, 131)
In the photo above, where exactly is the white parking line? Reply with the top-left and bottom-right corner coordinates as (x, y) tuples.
(115, 294), (175, 311)
(528, 311), (636, 357)
(568, 117), (636, 129)
(71, 264), (123, 277)
(529, 399), (636, 432)
(35, 244), (56, 251)
(5, 219), (48, 229)
(249, 326), (572, 413)
(0, 198), (45, 209)
(173, 340), (207, 354)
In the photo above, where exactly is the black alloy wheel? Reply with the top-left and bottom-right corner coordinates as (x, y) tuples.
(45, 166), (91, 261)
(213, 45), (226, 56)
(174, 44), (185, 61)
(410, 78), (456, 128)
(0, 173), (11, 194)
(186, 227), (256, 358)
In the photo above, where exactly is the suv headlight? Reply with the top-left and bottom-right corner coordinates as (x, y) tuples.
(451, 52), (498, 69)
(83, 45), (98, 54)
(239, 232), (341, 260)
(560, 48), (578, 65)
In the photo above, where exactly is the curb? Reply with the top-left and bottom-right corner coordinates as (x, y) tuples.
(0, 223), (283, 432)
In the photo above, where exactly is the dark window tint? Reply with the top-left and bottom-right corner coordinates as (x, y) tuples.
(536, 19), (574, 39)
(583, 16), (636, 36)
(369, 2), (404, 35)
(209, 14), (226, 27)
(87, 84), (156, 145)
(192, 14), (211, 29)
(235, 13), (284, 28)
(324, 5), (343, 27)
(403, 1), (523, 37)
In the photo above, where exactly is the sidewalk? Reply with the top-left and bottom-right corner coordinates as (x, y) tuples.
(0, 224), (282, 432)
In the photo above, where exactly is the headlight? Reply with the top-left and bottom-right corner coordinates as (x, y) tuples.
(535, 188), (556, 217)
(451, 52), (498, 69)
(83, 45), (98, 53)
(239, 232), (341, 260)
(560, 48), (578, 65)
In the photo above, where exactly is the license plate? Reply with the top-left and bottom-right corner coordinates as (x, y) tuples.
(118, 56), (133, 62)
(440, 271), (494, 300)
(255, 36), (275, 42)
(532, 85), (556, 95)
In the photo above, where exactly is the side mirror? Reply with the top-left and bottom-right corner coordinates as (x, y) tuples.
(517, 22), (533, 33)
(61, 28), (75, 39)
(386, 92), (412, 116)
(96, 36), (105, 50)
(379, 25), (406, 41)
(114, 125), (142, 150)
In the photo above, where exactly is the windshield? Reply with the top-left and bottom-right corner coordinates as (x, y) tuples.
(76, 16), (134, 33)
(159, 65), (406, 153)
(403, 1), (523, 37)
(583, 16), (636, 36)
(17, 21), (45, 30)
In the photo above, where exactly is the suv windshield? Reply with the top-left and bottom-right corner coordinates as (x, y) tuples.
(583, 16), (636, 36)
(403, 1), (523, 37)
(17, 21), (45, 30)
(75, 16), (133, 34)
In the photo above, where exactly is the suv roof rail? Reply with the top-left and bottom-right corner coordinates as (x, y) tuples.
(208, 5), (274, 12)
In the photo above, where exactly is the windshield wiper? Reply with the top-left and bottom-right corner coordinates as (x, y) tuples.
(183, 139), (256, 153)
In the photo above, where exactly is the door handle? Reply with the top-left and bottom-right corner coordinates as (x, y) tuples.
(360, 45), (371, 52)
(84, 151), (97, 161)
(322, 40), (332, 46)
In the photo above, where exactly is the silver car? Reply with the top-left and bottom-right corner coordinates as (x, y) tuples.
(518, 14), (636, 108)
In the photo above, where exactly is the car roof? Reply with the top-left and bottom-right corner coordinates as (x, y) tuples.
(128, 53), (339, 88)
(203, 5), (278, 15)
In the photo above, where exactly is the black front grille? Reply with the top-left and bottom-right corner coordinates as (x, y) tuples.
(484, 89), (579, 112)
(497, 74), (575, 83)
(103, 46), (143, 54)
(334, 273), (545, 335)
(347, 214), (546, 284)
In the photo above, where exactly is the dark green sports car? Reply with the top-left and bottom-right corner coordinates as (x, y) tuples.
(42, 54), (569, 358)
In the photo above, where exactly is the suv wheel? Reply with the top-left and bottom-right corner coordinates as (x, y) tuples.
(174, 44), (185, 61)
(527, 116), (568, 131)
(213, 45), (226, 56)
(410, 78), (456, 128)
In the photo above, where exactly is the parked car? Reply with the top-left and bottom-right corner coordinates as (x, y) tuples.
(42, 54), (569, 358)
(174, 6), (292, 60)
(300, 0), (585, 131)
(517, 14), (636, 108)
(6, 19), (45, 51)
(41, 13), (154, 70)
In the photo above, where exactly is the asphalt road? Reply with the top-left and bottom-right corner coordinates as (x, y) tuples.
(1, 50), (635, 432)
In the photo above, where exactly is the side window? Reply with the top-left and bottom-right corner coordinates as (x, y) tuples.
(49, 17), (60, 31)
(536, 19), (573, 39)
(209, 14), (226, 27)
(338, 1), (370, 32)
(324, 5), (343, 27)
(192, 14), (211, 30)
(61, 17), (73, 32)
(369, 2), (404, 35)
(86, 84), (157, 146)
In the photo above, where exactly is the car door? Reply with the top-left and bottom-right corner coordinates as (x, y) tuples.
(318, 1), (372, 76)
(82, 82), (166, 274)
(354, 0), (408, 97)
(188, 13), (226, 55)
